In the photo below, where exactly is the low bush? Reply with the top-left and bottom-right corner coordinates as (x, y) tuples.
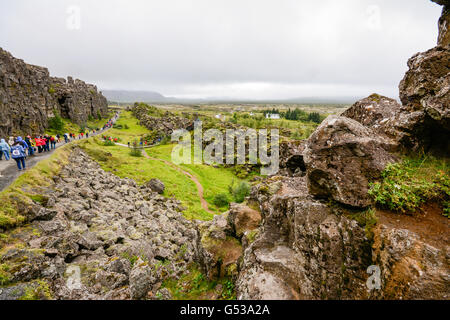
(369, 157), (449, 216)
(229, 181), (251, 203)
(213, 193), (230, 207)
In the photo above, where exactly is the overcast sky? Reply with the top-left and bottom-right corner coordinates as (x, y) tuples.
(0, 0), (443, 100)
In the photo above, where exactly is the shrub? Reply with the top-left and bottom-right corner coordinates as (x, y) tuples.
(48, 114), (64, 132)
(103, 139), (115, 146)
(231, 181), (251, 203)
(369, 157), (449, 215)
(213, 193), (230, 207)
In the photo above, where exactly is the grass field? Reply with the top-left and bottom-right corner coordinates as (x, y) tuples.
(146, 144), (245, 212)
(105, 111), (150, 144)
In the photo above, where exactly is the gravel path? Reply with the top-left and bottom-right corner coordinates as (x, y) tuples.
(0, 114), (119, 192)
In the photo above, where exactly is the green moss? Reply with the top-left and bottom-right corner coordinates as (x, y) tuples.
(19, 280), (52, 300)
(368, 93), (382, 103)
(161, 264), (236, 300)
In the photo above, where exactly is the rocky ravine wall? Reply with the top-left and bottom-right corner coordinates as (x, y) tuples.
(0, 48), (108, 137)
(234, 0), (449, 300)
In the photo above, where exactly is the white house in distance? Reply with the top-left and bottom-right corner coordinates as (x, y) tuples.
(266, 113), (280, 120)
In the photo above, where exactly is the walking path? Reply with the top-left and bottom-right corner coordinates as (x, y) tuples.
(0, 113), (120, 192)
(116, 142), (214, 214)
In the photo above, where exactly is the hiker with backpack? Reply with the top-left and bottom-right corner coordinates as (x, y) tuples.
(11, 138), (27, 171)
(0, 139), (11, 161)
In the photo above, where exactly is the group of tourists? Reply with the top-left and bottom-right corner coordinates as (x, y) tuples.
(0, 112), (120, 172)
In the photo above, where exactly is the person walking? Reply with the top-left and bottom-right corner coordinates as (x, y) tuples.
(10, 139), (27, 171)
(44, 135), (50, 152)
(25, 136), (34, 156)
(0, 138), (11, 161)
(16, 137), (29, 156)
(50, 136), (56, 149)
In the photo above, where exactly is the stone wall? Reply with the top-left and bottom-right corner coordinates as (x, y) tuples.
(0, 48), (108, 137)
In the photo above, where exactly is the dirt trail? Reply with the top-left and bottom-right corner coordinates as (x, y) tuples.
(117, 143), (214, 214)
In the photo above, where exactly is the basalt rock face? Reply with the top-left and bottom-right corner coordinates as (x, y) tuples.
(432, 0), (450, 47)
(237, 176), (450, 300)
(236, 177), (372, 300)
(238, 0), (450, 300)
(395, 1), (450, 153)
(132, 103), (194, 137)
(303, 116), (397, 208)
(0, 48), (108, 137)
(399, 46), (449, 152)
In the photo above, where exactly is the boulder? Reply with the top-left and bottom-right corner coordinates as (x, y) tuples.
(129, 259), (156, 300)
(145, 179), (165, 194)
(341, 94), (402, 137)
(304, 116), (397, 208)
(398, 41), (449, 154)
(227, 203), (261, 238)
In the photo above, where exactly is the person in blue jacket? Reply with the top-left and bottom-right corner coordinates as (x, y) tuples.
(0, 139), (11, 161)
(10, 139), (27, 171)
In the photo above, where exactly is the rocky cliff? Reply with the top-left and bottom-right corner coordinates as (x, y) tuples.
(0, 48), (108, 137)
(235, 0), (449, 300)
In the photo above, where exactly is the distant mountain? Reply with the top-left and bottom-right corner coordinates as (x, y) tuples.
(102, 89), (360, 105)
(102, 90), (168, 103)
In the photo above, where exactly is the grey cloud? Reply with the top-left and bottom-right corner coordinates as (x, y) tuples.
(0, 0), (443, 100)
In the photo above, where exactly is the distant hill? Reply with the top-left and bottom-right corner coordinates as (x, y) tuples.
(102, 90), (168, 103)
(102, 89), (360, 105)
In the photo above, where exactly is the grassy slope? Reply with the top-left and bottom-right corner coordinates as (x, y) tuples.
(0, 146), (72, 229)
(146, 144), (243, 212)
(104, 111), (149, 144)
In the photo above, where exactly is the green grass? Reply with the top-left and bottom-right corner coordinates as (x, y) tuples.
(369, 156), (449, 216)
(106, 111), (150, 144)
(146, 144), (247, 212)
(162, 264), (236, 300)
(0, 145), (71, 230)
